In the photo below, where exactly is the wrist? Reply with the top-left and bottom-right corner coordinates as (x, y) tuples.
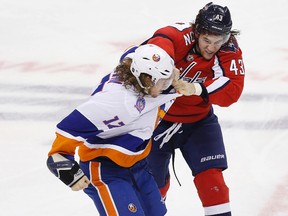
(194, 83), (202, 96)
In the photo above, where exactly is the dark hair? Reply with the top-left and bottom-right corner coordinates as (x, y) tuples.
(114, 57), (153, 96)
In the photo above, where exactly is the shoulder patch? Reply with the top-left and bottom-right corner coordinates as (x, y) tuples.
(135, 96), (146, 113)
(221, 36), (239, 53)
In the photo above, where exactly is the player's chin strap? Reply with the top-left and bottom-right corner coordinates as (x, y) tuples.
(154, 122), (182, 186)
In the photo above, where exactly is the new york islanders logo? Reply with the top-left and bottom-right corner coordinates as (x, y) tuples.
(152, 54), (160, 62)
(135, 96), (145, 113)
(128, 203), (137, 213)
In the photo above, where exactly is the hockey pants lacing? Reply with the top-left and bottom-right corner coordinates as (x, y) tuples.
(153, 122), (183, 186)
(154, 122), (182, 149)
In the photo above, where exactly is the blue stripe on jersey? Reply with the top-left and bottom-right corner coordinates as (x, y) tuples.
(119, 46), (138, 62)
(87, 134), (147, 152)
(57, 109), (103, 138)
(57, 110), (147, 152)
(91, 73), (111, 96)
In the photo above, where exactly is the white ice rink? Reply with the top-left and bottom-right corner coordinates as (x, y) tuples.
(0, 0), (288, 215)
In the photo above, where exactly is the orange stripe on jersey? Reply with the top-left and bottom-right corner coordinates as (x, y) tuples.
(90, 161), (119, 216)
(48, 133), (83, 157)
(78, 142), (151, 168)
(158, 109), (166, 119)
(48, 133), (152, 168)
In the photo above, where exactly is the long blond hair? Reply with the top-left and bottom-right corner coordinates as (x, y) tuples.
(114, 57), (153, 96)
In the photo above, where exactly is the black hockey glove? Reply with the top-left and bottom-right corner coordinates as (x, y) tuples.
(47, 153), (85, 187)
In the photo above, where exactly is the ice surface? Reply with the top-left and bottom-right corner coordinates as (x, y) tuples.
(0, 0), (288, 215)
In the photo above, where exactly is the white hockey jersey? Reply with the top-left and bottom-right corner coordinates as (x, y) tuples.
(48, 72), (181, 167)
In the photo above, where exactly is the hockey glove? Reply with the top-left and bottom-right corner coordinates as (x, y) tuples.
(173, 80), (200, 96)
(173, 79), (209, 103)
(47, 153), (89, 190)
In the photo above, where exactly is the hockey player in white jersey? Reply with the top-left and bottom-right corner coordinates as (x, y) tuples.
(46, 44), (196, 216)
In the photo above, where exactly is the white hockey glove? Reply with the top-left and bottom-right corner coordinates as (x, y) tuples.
(172, 79), (202, 96)
(163, 67), (209, 102)
(47, 153), (90, 191)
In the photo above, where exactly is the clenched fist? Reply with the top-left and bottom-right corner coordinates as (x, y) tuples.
(71, 175), (90, 191)
(171, 68), (202, 96)
(173, 80), (202, 96)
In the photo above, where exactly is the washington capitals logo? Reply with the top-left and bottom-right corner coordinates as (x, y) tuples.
(135, 96), (146, 113)
(152, 54), (160, 62)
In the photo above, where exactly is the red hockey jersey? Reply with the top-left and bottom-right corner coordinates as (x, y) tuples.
(146, 22), (245, 123)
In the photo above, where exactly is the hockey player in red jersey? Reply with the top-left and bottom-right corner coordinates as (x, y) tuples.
(143, 2), (245, 216)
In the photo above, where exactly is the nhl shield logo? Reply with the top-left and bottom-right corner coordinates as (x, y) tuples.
(128, 203), (137, 213)
(186, 54), (194, 61)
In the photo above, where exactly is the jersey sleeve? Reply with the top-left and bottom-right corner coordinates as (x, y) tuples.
(205, 37), (245, 107)
(146, 23), (199, 69)
(48, 108), (102, 157)
(147, 34), (176, 60)
(146, 23), (193, 61)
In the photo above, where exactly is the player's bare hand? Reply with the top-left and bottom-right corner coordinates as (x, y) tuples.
(71, 176), (90, 191)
